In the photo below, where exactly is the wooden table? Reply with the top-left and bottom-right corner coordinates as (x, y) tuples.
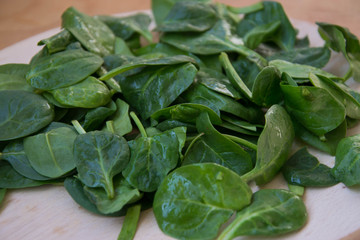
(0, 0), (359, 50)
(0, 0), (359, 239)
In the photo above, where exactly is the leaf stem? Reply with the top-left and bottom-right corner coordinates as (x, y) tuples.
(130, 112), (147, 138)
(217, 213), (245, 240)
(106, 120), (115, 134)
(117, 204), (142, 240)
(223, 134), (258, 151)
(71, 120), (86, 134)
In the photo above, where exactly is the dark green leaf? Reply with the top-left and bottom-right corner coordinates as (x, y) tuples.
(82, 100), (117, 131)
(105, 99), (133, 136)
(153, 163), (252, 240)
(38, 29), (75, 54)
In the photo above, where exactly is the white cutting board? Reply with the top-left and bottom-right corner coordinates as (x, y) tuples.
(0, 12), (359, 240)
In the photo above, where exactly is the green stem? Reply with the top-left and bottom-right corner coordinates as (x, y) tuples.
(117, 204), (142, 240)
(71, 120), (86, 134)
(130, 112), (147, 138)
(106, 121), (115, 134)
(217, 214), (245, 240)
(227, 1), (263, 14)
(97, 67), (122, 92)
(223, 134), (258, 151)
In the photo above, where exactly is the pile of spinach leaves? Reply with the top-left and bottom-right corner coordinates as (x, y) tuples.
(1, 0), (360, 239)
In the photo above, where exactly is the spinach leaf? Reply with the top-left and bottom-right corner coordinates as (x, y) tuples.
(26, 49), (103, 90)
(242, 105), (294, 185)
(281, 84), (346, 136)
(1, 140), (50, 180)
(317, 22), (360, 81)
(0, 90), (54, 141)
(293, 118), (347, 156)
(156, 1), (218, 32)
(151, 103), (222, 125)
(0, 73), (33, 91)
(269, 59), (341, 80)
(117, 62), (197, 120)
(267, 47), (331, 68)
(96, 13), (152, 43)
(243, 21), (281, 49)
(81, 100), (117, 131)
(49, 76), (112, 108)
(38, 29), (75, 54)
(23, 127), (78, 178)
(161, 20), (267, 67)
(237, 1), (296, 51)
(309, 74), (360, 119)
(104, 99), (133, 136)
(151, 0), (212, 26)
(183, 112), (253, 175)
(156, 119), (196, 132)
(332, 134), (360, 186)
(153, 163), (252, 240)
(74, 131), (130, 199)
(0, 63), (30, 77)
(84, 175), (142, 214)
(218, 189), (307, 239)
(117, 204), (141, 240)
(0, 161), (46, 189)
(62, 7), (115, 56)
(282, 147), (338, 187)
(122, 127), (186, 192)
(0, 188), (5, 206)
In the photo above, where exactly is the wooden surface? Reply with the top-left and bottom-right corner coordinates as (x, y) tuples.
(0, 0), (359, 50)
(0, 1), (360, 240)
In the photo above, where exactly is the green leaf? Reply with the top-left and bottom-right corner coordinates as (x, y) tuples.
(0, 73), (34, 91)
(332, 134), (360, 186)
(105, 99), (133, 136)
(82, 100), (117, 131)
(84, 175), (142, 214)
(153, 163), (252, 240)
(49, 76), (111, 108)
(242, 105), (294, 185)
(183, 112), (253, 175)
(282, 147), (338, 187)
(26, 49), (103, 90)
(218, 189), (307, 239)
(0, 90), (54, 141)
(38, 29), (75, 54)
(23, 127), (77, 178)
(62, 7), (115, 56)
(122, 127), (185, 192)
(74, 131), (130, 199)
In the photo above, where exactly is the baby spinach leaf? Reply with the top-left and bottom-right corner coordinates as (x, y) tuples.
(151, 0), (212, 26)
(156, 1), (218, 32)
(82, 100), (117, 131)
(243, 21), (281, 49)
(332, 134), (360, 186)
(151, 103), (222, 125)
(104, 99), (133, 136)
(218, 189), (307, 239)
(153, 163), (252, 240)
(282, 147), (338, 187)
(119, 62), (197, 120)
(156, 119), (196, 132)
(1, 140), (50, 180)
(26, 49), (103, 90)
(117, 204), (142, 240)
(0, 73), (34, 91)
(96, 13), (152, 43)
(269, 59), (340, 80)
(49, 76), (111, 108)
(123, 127), (186, 192)
(84, 175), (142, 214)
(0, 90), (54, 141)
(293, 118), (347, 156)
(38, 29), (75, 54)
(0, 161), (46, 189)
(23, 127), (78, 178)
(182, 112), (253, 175)
(161, 20), (267, 67)
(267, 47), (331, 68)
(317, 22), (360, 81)
(242, 105), (294, 185)
(281, 84), (346, 136)
(237, 1), (296, 51)
(62, 7), (115, 56)
(231, 55), (261, 90)
(74, 131), (130, 199)
(0, 188), (6, 206)
(196, 68), (242, 100)
(309, 74), (360, 119)
(252, 66), (282, 107)
(0, 63), (30, 77)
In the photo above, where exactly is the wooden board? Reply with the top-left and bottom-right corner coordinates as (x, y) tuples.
(0, 14), (360, 240)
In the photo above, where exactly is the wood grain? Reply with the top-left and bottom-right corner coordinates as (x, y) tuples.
(0, 0), (359, 50)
